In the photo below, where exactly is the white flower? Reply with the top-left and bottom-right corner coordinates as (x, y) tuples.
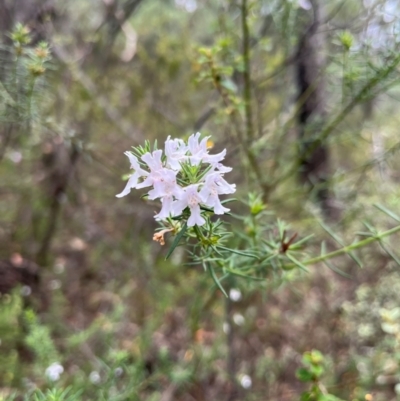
(229, 288), (242, 302)
(89, 371), (101, 384)
(165, 136), (188, 170)
(188, 132), (231, 172)
(45, 362), (64, 381)
(233, 313), (245, 326)
(146, 169), (184, 220)
(223, 322), (231, 334)
(116, 134), (236, 226)
(141, 149), (163, 171)
(240, 374), (252, 389)
(204, 148), (230, 167)
(211, 160), (232, 173)
(136, 150), (165, 189)
(200, 172), (236, 214)
(187, 132), (206, 165)
(155, 196), (175, 220)
(148, 169), (182, 200)
(116, 152), (148, 198)
(20, 285), (32, 296)
(173, 184), (205, 227)
(206, 172), (236, 194)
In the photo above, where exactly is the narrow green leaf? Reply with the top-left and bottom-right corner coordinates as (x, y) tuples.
(355, 231), (374, 237)
(225, 268), (264, 280)
(374, 203), (400, 222)
(228, 212), (245, 220)
(262, 253), (279, 263)
(319, 220), (342, 243)
(290, 234), (314, 249)
(277, 219), (286, 239)
(217, 246), (258, 258)
(165, 222), (187, 260)
(347, 241), (363, 268)
(323, 260), (352, 279)
(200, 205), (214, 212)
(362, 220), (377, 233)
(209, 265), (228, 297)
(321, 240), (327, 255)
(379, 241), (400, 266)
(285, 253), (309, 272)
(211, 245), (224, 257)
(320, 240), (351, 277)
(320, 221), (362, 267)
(221, 198), (237, 204)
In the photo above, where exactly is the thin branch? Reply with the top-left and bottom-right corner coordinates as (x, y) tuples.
(274, 51), (400, 188)
(241, 0), (254, 142)
(282, 223), (400, 270)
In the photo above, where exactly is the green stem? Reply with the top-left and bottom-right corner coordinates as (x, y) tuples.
(210, 60), (269, 197)
(342, 49), (348, 105)
(283, 224), (400, 269)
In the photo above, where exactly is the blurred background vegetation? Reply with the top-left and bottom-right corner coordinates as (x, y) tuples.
(2, 0), (400, 400)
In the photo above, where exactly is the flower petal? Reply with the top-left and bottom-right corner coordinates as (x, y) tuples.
(188, 204), (205, 226)
(116, 173), (140, 198)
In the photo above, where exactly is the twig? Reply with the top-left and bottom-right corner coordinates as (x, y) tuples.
(241, 0), (254, 142)
(273, 51), (400, 188)
(282, 223), (400, 270)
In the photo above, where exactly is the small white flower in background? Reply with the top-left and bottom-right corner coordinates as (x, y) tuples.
(222, 322), (231, 334)
(8, 150), (22, 164)
(20, 285), (32, 297)
(45, 362), (64, 381)
(116, 132), (236, 228)
(50, 279), (61, 290)
(233, 313), (245, 326)
(89, 370), (101, 384)
(229, 288), (242, 302)
(240, 374), (252, 389)
(298, 0), (312, 10)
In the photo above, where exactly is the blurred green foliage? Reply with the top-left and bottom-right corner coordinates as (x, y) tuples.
(2, 0), (400, 400)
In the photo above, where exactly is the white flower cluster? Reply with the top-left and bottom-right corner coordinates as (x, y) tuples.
(116, 133), (236, 227)
(45, 362), (64, 381)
